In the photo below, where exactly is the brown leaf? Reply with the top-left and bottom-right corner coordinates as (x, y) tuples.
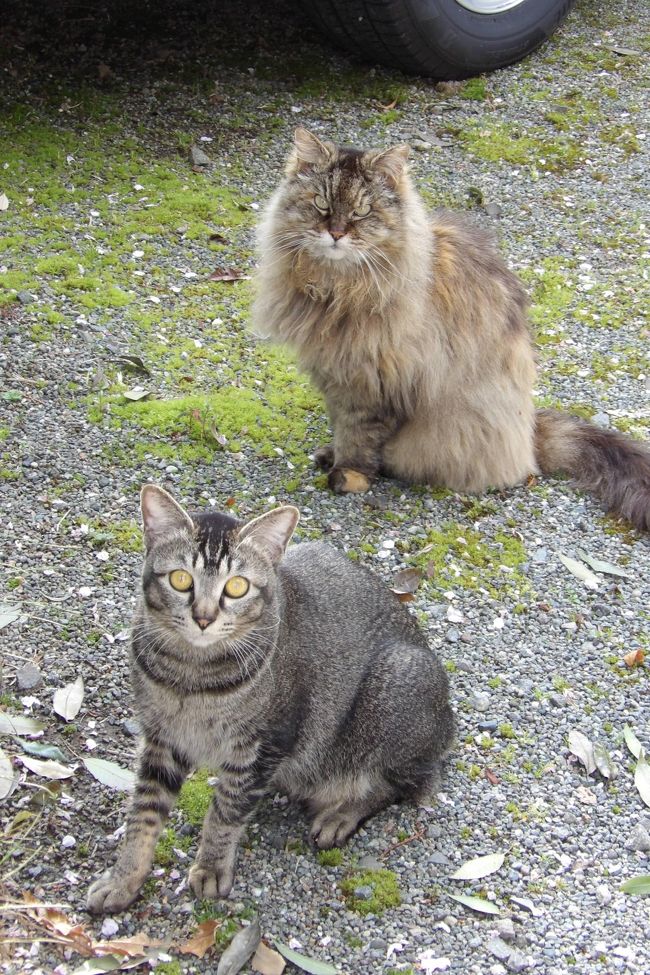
(623, 649), (645, 668)
(381, 98), (398, 111)
(179, 919), (221, 958)
(390, 567), (423, 597)
(394, 592), (415, 603)
(485, 768), (499, 785)
(94, 932), (164, 959)
(252, 941), (286, 975)
(209, 267), (246, 283)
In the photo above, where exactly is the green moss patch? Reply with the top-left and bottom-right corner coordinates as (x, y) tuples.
(413, 523), (529, 598)
(459, 121), (583, 173)
(341, 868), (401, 916)
(177, 769), (213, 827)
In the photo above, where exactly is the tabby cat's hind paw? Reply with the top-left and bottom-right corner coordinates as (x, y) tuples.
(86, 870), (143, 915)
(188, 862), (234, 900)
(310, 808), (362, 849)
(328, 467), (371, 494)
(313, 445), (335, 472)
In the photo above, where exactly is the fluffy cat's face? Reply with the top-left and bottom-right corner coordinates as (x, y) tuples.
(274, 127), (410, 269)
(139, 485), (298, 651)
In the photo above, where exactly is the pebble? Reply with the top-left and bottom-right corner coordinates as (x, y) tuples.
(469, 691), (491, 712)
(16, 662), (42, 690)
(488, 937), (513, 962)
(189, 145), (212, 167)
(445, 627), (460, 643)
(595, 884), (612, 906)
(497, 919), (516, 942)
(625, 823), (650, 852)
(353, 885), (374, 901)
(122, 718), (141, 737)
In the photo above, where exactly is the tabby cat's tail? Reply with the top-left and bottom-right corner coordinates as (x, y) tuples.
(534, 409), (650, 532)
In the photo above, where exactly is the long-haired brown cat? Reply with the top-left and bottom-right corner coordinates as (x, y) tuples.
(252, 127), (650, 531)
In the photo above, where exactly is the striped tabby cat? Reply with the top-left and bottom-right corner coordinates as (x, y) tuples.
(87, 485), (454, 913)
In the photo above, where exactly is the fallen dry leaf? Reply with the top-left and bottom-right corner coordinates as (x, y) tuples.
(252, 941), (286, 975)
(390, 567), (422, 599)
(179, 919), (221, 958)
(485, 768), (499, 785)
(623, 649), (645, 668)
(209, 267), (248, 283)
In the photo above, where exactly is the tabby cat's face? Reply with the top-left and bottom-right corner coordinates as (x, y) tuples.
(139, 486), (298, 651)
(275, 128), (410, 269)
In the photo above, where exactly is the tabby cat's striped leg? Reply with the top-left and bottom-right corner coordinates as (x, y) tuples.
(87, 739), (189, 914)
(188, 758), (266, 900)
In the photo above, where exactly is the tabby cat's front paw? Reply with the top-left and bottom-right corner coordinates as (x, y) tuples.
(328, 467), (371, 494)
(87, 870), (143, 915)
(313, 445), (335, 472)
(188, 861), (234, 900)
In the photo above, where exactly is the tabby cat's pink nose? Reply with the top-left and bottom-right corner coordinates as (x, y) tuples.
(329, 227), (346, 241)
(194, 616), (214, 630)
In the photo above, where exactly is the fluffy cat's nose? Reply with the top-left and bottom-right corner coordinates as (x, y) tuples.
(329, 226), (346, 242)
(193, 615), (215, 630)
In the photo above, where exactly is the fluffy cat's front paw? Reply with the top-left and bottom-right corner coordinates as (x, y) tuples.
(188, 861), (234, 900)
(313, 445), (335, 472)
(328, 467), (371, 494)
(87, 870), (143, 915)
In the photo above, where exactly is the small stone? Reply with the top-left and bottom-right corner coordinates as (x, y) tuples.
(479, 719), (498, 732)
(548, 693), (567, 708)
(446, 627), (460, 643)
(353, 885), (374, 900)
(506, 948), (529, 972)
(625, 822), (650, 852)
(595, 884), (612, 906)
(428, 851), (451, 866)
(532, 547), (548, 563)
(17, 291), (33, 305)
(122, 718), (141, 737)
(357, 855), (383, 870)
(61, 835), (76, 848)
(497, 918), (516, 942)
(189, 145), (212, 167)
(484, 202), (502, 218)
(411, 139), (432, 151)
(592, 412), (610, 428)
(488, 937), (512, 962)
(469, 691), (491, 713)
(16, 662), (42, 691)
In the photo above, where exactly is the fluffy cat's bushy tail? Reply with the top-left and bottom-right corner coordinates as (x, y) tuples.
(535, 409), (650, 531)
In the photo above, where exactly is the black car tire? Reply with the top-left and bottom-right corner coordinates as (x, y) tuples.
(307, 0), (575, 79)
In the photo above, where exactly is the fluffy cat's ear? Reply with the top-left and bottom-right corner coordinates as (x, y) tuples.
(140, 485), (194, 549)
(364, 144), (410, 187)
(286, 127), (332, 174)
(238, 505), (300, 565)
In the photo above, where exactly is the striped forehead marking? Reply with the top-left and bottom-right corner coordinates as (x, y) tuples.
(191, 511), (241, 572)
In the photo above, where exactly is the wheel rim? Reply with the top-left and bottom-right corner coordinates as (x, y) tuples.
(454, 0), (528, 13)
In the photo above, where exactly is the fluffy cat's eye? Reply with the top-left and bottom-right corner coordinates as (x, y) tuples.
(224, 576), (250, 599)
(169, 569), (193, 592)
(354, 202), (371, 218)
(313, 194), (328, 213)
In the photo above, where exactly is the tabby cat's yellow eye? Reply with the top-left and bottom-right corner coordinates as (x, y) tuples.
(224, 576), (250, 599)
(313, 194), (328, 213)
(169, 569), (193, 592)
(354, 202), (371, 218)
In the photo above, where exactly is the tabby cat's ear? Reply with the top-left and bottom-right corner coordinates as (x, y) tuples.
(287, 127), (332, 173)
(140, 485), (194, 549)
(238, 505), (300, 566)
(364, 144), (410, 187)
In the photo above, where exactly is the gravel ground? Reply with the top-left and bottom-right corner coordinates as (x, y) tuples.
(1, 1), (649, 973)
